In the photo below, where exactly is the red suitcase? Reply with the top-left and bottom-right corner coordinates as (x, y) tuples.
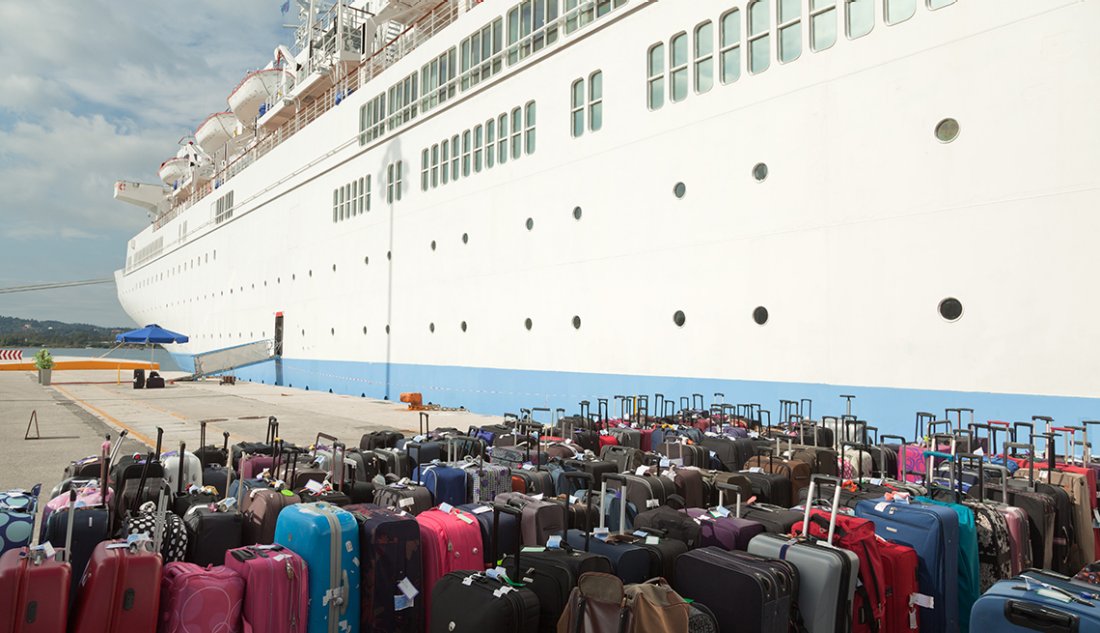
(877, 536), (921, 633)
(0, 547), (71, 633)
(70, 539), (162, 633)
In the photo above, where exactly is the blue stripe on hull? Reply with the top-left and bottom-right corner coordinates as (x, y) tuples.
(171, 353), (1100, 437)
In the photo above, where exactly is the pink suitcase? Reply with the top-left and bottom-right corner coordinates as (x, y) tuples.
(159, 562), (244, 633)
(223, 545), (308, 633)
(997, 505), (1032, 576)
(70, 539), (163, 633)
(416, 507), (483, 629)
(0, 547), (71, 633)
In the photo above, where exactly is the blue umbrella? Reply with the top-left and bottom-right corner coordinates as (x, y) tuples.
(116, 324), (189, 344)
(116, 325), (188, 370)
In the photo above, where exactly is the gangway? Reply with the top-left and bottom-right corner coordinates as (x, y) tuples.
(190, 339), (275, 378)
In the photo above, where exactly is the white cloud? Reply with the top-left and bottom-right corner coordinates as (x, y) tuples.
(0, 0), (288, 325)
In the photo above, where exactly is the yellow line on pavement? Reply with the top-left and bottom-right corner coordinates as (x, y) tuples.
(52, 384), (157, 448)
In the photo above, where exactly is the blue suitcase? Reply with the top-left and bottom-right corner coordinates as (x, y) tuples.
(919, 497), (981, 633)
(855, 498), (959, 633)
(970, 577), (1100, 632)
(275, 502), (361, 633)
(412, 463), (468, 507)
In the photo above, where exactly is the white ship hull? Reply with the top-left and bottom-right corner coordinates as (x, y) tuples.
(116, 0), (1100, 429)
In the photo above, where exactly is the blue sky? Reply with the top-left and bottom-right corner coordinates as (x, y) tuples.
(0, 2), (286, 326)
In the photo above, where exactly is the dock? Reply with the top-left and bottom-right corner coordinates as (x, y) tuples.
(0, 367), (499, 499)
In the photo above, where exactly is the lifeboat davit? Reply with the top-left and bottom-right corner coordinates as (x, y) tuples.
(195, 111), (240, 154)
(228, 69), (294, 127)
(158, 157), (189, 187)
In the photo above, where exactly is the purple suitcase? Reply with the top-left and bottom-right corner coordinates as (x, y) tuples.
(685, 508), (766, 551)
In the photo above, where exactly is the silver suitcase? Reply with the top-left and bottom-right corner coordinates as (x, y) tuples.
(747, 475), (859, 633)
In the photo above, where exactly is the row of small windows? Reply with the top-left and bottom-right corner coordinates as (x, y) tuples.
(213, 191), (235, 225)
(420, 102), (537, 192)
(647, 0), (956, 110)
(360, 0), (628, 146)
(332, 176), (372, 224)
(570, 71), (603, 138)
(125, 249), (212, 291)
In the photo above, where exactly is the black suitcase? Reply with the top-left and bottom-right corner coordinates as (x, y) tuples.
(183, 505), (243, 566)
(563, 458), (616, 488)
(632, 505), (701, 548)
(360, 430), (404, 451)
(511, 468), (555, 496)
(429, 569), (540, 633)
(353, 504), (424, 633)
(741, 471), (792, 507)
(374, 481), (433, 515)
(494, 502), (613, 633)
(675, 547), (797, 633)
(194, 422), (230, 469)
(42, 502), (108, 604)
(737, 503), (804, 534)
(700, 436), (753, 471)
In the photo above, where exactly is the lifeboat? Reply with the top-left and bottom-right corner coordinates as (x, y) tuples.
(195, 112), (240, 154)
(158, 157), (189, 187)
(227, 69), (294, 128)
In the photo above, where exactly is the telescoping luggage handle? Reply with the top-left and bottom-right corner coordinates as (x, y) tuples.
(602, 473), (638, 536)
(492, 502), (525, 580)
(715, 482), (743, 518)
(177, 441), (187, 495)
(562, 471), (596, 551)
(802, 474), (844, 546)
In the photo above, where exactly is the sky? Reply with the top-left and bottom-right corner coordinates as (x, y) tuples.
(0, 1), (287, 326)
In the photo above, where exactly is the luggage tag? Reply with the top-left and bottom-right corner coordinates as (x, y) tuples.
(547, 535), (563, 549)
(635, 465), (650, 476)
(438, 502), (454, 514)
(593, 527), (610, 541)
(304, 480), (325, 494)
(909, 593), (934, 609)
(531, 493), (544, 501)
(712, 505), (731, 518)
(646, 499), (659, 508)
(748, 467), (764, 474)
(471, 505), (492, 514)
(645, 535), (660, 545)
(632, 530), (649, 538)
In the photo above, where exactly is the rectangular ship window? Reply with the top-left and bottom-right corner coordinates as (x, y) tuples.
(694, 22), (713, 94)
(810, 0), (837, 51)
(647, 43), (665, 110)
(720, 9), (741, 84)
(748, 0), (770, 74)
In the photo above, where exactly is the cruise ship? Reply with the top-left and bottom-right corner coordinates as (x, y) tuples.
(113, 0), (1100, 430)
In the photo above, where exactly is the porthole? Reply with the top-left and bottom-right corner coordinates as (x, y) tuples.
(939, 297), (963, 321)
(385, 325), (390, 334)
(362, 326), (367, 334)
(572, 315), (582, 330)
(673, 310), (686, 327)
(573, 207), (583, 220)
(673, 182), (686, 199)
(753, 163), (768, 182)
(364, 256), (369, 265)
(524, 318), (533, 331)
(277, 277), (281, 284)
(431, 240), (437, 251)
(301, 329), (305, 336)
(462, 233), (469, 244)
(309, 270), (312, 277)
(753, 306), (769, 325)
(935, 118), (960, 143)
(525, 218), (534, 231)
(387, 251), (392, 260)
(429, 322), (435, 333)
(292, 274), (296, 281)
(330, 328), (335, 336)
(332, 264), (336, 272)
(461, 321), (468, 332)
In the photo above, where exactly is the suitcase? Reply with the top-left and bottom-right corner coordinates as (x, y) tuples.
(412, 463), (468, 507)
(563, 458), (617, 488)
(0, 486), (41, 557)
(242, 488), (300, 545)
(352, 505), (424, 633)
(855, 496), (960, 633)
(0, 545), (71, 633)
(162, 446), (202, 496)
(666, 465), (706, 509)
(747, 476), (859, 633)
(793, 508), (887, 633)
(360, 430), (404, 451)
(739, 503), (804, 534)
(459, 502), (518, 566)
(494, 502), (613, 633)
(606, 471), (677, 517)
(674, 547), (795, 633)
(632, 505), (701, 548)
(495, 492), (568, 547)
(510, 467), (556, 496)
(461, 460), (512, 504)
(741, 470), (792, 507)
(416, 506), (484, 629)
(557, 573), (691, 633)
(699, 436), (753, 471)
(599, 445), (646, 472)
(374, 481), (433, 515)
(563, 481), (653, 584)
(877, 538), (921, 633)
(273, 502), (361, 633)
(158, 562), (244, 633)
(429, 570), (540, 633)
(224, 545), (309, 633)
(743, 452), (810, 503)
(183, 504), (242, 567)
(70, 539), (163, 633)
(657, 441), (709, 469)
(970, 577), (1100, 632)
(373, 448), (409, 479)
(121, 500), (189, 564)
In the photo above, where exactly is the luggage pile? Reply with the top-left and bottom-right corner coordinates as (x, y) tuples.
(3, 399), (1100, 632)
